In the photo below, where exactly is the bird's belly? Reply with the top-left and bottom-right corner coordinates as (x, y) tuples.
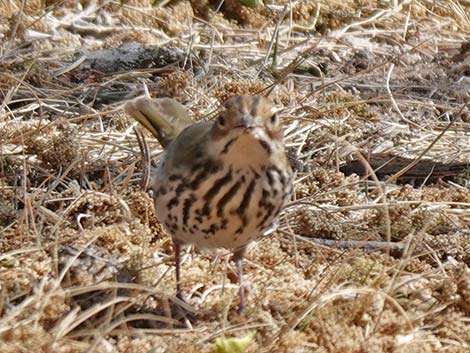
(153, 164), (291, 250)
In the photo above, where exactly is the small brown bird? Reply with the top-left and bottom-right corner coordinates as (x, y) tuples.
(125, 95), (293, 312)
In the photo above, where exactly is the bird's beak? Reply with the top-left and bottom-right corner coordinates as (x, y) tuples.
(239, 115), (255, 129)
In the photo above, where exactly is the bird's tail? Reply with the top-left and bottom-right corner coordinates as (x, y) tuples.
(124, 96), (193, 148)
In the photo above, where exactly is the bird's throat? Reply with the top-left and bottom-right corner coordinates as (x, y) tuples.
(220, 133), (273, 169)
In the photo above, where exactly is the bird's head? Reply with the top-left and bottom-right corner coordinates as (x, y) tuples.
(210, 95), (285, 165)
(213, 95), (282, 140)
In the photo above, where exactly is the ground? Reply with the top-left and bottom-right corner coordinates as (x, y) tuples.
(0, 1), (469, 352)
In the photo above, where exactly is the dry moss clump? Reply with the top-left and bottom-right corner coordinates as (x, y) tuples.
(293, 208), (351, 241)
(25, 122), (79, 172)
(1, 325), (57, 353)
(67, 192), (132, 229)
(124, 189), (163, 240)
(209, 0), (272, 28)
(212, 81), (267, 102)
(156, 69), (194, 101)
(119, 0), (194, 35)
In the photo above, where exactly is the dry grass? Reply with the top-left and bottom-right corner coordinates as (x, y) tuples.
(1, 0), (469, 352)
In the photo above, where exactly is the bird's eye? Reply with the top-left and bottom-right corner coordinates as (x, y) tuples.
(218, 116), (226, 127)
(270, 114), (278, 125)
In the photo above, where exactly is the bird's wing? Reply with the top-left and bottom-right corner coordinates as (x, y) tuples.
(161, 120), (213, 171)
(124, 96), (194, 148)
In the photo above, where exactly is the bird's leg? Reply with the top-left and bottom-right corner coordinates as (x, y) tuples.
(233, 246), (248, 313)
(173, 241), (184, 300)
(236, 257), (245, 313)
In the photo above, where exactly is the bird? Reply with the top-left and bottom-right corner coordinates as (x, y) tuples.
(124, 94), (293, 312)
